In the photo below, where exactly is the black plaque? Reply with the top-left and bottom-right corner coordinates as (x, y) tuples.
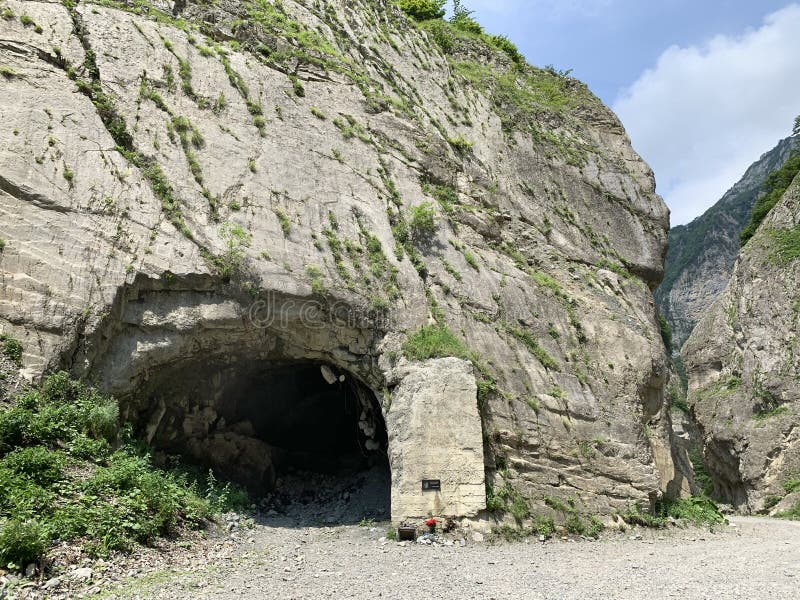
(422, 479), (441, 491)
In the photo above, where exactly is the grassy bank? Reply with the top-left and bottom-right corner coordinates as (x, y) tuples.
(0, 372), (244, 570)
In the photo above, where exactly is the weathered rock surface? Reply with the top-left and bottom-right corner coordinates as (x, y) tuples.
(385, 357), (484, 519)
(683, 174), (800, 511)
(0, 0), (684, 518)
(657, 135), (798, 353)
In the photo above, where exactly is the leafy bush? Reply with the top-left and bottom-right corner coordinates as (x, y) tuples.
(489, 35), (523, 64)
(408, 202), (437, 240)
(659, 496), (725, 525)
(0, 374), (218, 568)
(214, 222), (252, 279)
(1, 334), (23, 366)
(394, 0), (445, 21)
(2, 446), (64, 486)
(0, 519), (47, 568)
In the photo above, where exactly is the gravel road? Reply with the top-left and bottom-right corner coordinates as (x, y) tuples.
(104, 515), (799, 600)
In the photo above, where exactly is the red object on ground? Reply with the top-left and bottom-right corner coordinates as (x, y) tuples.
(425, 518), (437, 527)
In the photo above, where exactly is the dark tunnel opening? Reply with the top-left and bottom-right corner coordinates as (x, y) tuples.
(129, 360), (390, 523)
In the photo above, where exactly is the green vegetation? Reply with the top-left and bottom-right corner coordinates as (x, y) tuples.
(485, 482), (532, 525)
(768, 226), (800, 265)
(305, 265), (326, 297)
(213, 222), (251, 280)
(463, 250), (479, 270)
(310, 106), (327, 120)
(446, 134), (473, 153)
(0, 335), (23, 367)
(504, 325), (560, 371)
(408, 202), (437, 240)
(0, 66), (19, 79)
(402, 324), (471, 361)
(275, 209), (291, 236)
(423, 183), (459, 215)
(753, 404), (789, 420)
(657, 313), (673, 352)
(442, 260), (462, 282)
(740, 149), (800, 245)
(394, 0), (446, 21)
(542, 496), (604, 539)
(62, 164), (75, 188)
(619, 496), (725, 528)
(0, 373), (240, 570)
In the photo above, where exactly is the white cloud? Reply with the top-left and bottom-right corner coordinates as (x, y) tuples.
(613, 4), (800, 225)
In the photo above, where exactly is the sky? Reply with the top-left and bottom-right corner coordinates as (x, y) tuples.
(451, 1), (800, 225)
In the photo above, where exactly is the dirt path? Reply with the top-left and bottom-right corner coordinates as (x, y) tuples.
(96, 515), (799, 600)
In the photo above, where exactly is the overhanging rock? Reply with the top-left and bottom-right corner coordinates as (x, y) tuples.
(386, 358), (486, 521)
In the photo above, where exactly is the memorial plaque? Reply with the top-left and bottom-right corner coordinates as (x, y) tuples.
(421, 479), (441, 491)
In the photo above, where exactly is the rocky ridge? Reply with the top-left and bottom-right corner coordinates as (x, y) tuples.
(656, 135), (798, 353)
(683, 171), (800, 511)
(0, 0), (685, 522)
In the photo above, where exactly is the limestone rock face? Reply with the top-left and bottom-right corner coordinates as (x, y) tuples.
(683, 175), (800, 512)
(0, 0), (682, 517)
(657, 136), (798, 352)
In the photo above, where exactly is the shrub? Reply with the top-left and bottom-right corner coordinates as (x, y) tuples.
(306, 265), (326, 297)
(275, 209), (291, 236)
(1, 335), (23, 366)
(451, 0), (483, 34)
(658, 496), (725, 525)
(447, 134), (474, 153)
(489, 35), (524, 64)
(395, 0), (445, 21)
(2, 446), (64, 486)
(62, 163), (75, 188)
(408, 202), (437, 240)
(214, 222), (252, 279)
(0, 519), (47, 568)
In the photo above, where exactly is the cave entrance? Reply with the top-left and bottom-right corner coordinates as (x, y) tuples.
(136, 360), (390, 524)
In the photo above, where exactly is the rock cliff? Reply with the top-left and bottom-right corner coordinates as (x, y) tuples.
(0, 0), (684, 520)
(657, 136), (798, 353)
(683, 171), (800, 511)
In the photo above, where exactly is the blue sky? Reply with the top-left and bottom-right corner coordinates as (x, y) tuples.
(451, 1), (800, 225)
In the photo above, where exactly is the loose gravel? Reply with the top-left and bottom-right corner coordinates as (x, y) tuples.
(99, 515), (799, 600)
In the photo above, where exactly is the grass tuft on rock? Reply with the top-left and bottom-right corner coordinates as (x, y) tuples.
(402, 324), (471, 361)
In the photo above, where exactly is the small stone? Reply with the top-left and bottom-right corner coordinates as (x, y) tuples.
(472, 532), (484, 543)
(42, 577), (62, 590)
(24, 563), (36, 578)
(72, 567), (93, 581)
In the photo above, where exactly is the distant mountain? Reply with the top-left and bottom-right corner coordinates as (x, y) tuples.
(656, 135), (799, 352)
